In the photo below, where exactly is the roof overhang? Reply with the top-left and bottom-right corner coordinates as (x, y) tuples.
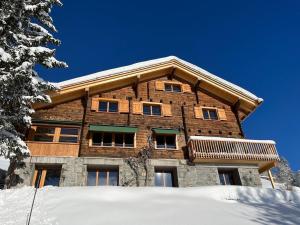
(35, 56), (263, 120)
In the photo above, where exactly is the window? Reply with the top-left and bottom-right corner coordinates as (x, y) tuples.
(92, 132), (135, 148)
(164, 83), (181, 93)
(143, 104), (161, 116)
(202, 108), (218, 120)
(218, 169), (241, 185)
(155, 169), (177, 187)
(32, 166), (61, 188)
(59, 127), (79, 143)
(155, 134), (176, 149)
(99, 101), (118, 113)
(33, 127), (55, 142)
(32, 126), (79, 143)
(87, 168), (119, 186)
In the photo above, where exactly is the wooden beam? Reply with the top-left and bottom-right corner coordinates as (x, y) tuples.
(232, 99), (245, 137)
(268, 169), (275, 189)
(132, 75), (140, 99)
(168, 67), (176, 80)
(258, 161), (276, 173)
(194, 78), (201, 104)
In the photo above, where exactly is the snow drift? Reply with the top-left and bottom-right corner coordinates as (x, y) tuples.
(1, 185), (299, 225)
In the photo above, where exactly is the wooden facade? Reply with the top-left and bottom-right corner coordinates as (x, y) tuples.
(26, 57), (279, 174)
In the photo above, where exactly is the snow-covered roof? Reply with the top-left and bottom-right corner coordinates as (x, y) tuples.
(189, 136), (276, 144)
(55, 56), (263, 103)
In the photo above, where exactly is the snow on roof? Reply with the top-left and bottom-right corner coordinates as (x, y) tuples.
(189, 136), (276, 144)
(56, 56), (262, 102)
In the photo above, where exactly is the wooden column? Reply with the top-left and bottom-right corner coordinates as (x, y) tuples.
(268, 169), (275, 189)
(78, 87), (89, 156)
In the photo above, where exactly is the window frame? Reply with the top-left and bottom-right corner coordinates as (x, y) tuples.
(164, 83), (182, 93)
(202, 108), (219, 120)
(154, 168), (177, 187)
(87, 168), (119, 186)
(218, 169), (241, 186)
(90, 132), (136, 148)
(98, 100), (119, 113)
(154, 134), (177, 150)
(32, 166), (62, 188)
(143, 103), (162, 116)
(30, 125), (80, 144)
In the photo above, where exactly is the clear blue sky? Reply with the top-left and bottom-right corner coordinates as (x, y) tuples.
(39, 0), (300, 170)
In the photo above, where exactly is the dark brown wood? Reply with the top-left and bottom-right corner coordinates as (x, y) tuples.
(194, 79), (201, 104)
(31, 75), (245, 160)
(79, 89), (89, 155)
(232, 99), (245, 137)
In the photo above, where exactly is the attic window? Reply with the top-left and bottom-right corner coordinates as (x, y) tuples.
(165, 83), (181, 93)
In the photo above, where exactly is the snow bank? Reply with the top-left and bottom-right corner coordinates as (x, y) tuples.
(1, 186), (299, 225)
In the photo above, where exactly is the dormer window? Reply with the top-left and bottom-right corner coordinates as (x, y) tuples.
(164, 83), (181, 93)
(99, 101), (118, 113)
(143, 104), (161, 116)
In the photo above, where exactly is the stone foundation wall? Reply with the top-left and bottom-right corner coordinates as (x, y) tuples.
(19, 157), (262, 188)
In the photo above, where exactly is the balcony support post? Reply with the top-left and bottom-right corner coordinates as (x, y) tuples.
(267, 169), (275, 189)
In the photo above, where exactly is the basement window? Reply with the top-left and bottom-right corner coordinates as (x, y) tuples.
(218, 169), (241, 185)
(99, 101), (118, 113)
(154, 168), (177, 187)
(32, 166), (61, 188)
(165, 83), (182, 93)
(143, 104), (161, 116)
(202, 108), (218, 120)
(87, 168), (119, 186)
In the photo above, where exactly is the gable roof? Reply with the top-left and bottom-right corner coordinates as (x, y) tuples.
(43, 56), (263, 120)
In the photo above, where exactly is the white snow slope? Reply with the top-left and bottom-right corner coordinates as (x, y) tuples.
(1, 186), (300, 225)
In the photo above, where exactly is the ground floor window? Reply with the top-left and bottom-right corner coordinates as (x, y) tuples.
(87, 168), (119, 186)
(32, 166), (61, 188)
(154, 169), (177, 187)
(218, 169), (241, 185)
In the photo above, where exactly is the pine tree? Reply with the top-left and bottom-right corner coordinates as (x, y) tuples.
(273, 156), (295, 190)
(0, 0), (67, 187)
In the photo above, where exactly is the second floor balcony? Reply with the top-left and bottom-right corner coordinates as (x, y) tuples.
(188, 136), (280, 173)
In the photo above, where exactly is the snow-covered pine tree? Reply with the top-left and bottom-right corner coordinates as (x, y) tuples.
(0, 0), (67, 187)
(273, 156), (295, 190)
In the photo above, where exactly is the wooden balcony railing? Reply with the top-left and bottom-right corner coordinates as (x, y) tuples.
(188, 136), (279, 172)
(26, 142), (79, 157)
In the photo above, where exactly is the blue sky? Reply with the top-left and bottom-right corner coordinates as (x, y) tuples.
(39, 0), (300, 170)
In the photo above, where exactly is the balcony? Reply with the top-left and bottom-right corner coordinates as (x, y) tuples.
(26, 142), (79, 157)
(188, 136), (280, 173)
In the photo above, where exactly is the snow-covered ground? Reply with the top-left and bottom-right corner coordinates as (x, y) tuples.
(1, 185), (299, 225)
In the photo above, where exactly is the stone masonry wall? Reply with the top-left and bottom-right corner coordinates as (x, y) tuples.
(18, 157), (262, 188)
